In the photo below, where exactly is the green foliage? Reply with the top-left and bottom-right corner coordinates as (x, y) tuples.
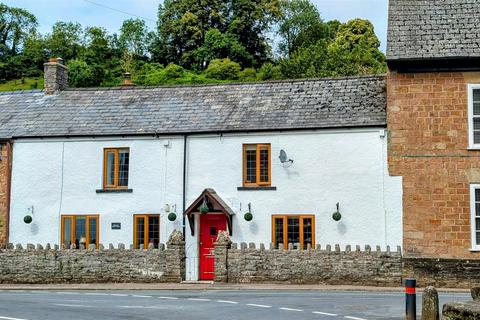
(277, 0), (327, 57)
(0, 1), (387, 90)
(205, 58), (241, 80)
(0, 77), (44, 92)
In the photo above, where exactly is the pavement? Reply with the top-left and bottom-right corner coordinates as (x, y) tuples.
(0, 285), (472, 320)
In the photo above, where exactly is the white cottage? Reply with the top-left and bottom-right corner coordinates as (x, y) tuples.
(0, 60), (402, 280)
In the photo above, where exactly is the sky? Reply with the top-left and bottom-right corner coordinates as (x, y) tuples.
(2, 0), (389, 52)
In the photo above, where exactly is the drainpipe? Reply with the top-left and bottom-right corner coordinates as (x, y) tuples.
(182, 135), (188, 240)
(5, 140), (12, 245)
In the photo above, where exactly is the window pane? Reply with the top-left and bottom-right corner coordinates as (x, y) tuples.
(476, 203), (480, 216)
(274, 218), (284, 249)
(245, 146), (257, 183)
(476, 189), (480, 202)
(477, 231), (480, 246)
(106, 151), (115, 185)
(118, 150), (129, 187)
(63, 218), (72, 248)
(287, 218), (300, 247)
(259, 147), (269, 183)
(75, 217), (87, 248)
(303, 218), (313, 249)
(136, 217), (145, 249)
(148, 216), (160, 248)
(474, 89), (480, 115)
(89, 217), (97, 247)
(475, 130), (480, 144)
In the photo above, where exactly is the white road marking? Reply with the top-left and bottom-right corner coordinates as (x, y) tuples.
(84, 292), (108, 296)
(216, 300), (238, 304)
(53, 304), (91, 308)
(280, 307), (303, 312)
(313, 311), (338, 316)
(131, 295), (153, 298)
(0, 317), (30, 320)
(118, 306), (144, 309)
(187, 298), (211, 302)
(158, 296), (179, 300)
(56, 292), (79, 295)
(345, 317), (368, 320)
(246, 304), (272, 308)
(109, 293), (128, 297)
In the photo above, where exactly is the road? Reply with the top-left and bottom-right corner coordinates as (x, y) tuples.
(0, 289), (470, 320)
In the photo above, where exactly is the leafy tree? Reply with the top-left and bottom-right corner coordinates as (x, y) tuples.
(238, 67), (257, 81)
(277, 0), (327, 57)
(194, 29), (253, 67)
(118, 19), (152, 58)
(257, 62), (283, 80)
(0, 4), (37, 55)
(68, 59), (97, 87)
(327, 19), (386, 75)
(205, 58), (241, 80)
(45, 22), (83, 61)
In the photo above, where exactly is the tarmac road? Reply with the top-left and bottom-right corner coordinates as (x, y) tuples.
(0, 289), (470, 320)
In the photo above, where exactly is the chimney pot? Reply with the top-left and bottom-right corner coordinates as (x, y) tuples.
(122, 72), (134, 86)
(44, 57), (68, 94)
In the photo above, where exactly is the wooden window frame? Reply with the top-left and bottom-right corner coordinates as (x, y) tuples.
(103, 148), (130, 189)
(133, 214), (160, 249)
(271, 214), (315, 250)
(468, 84), (480, 149)
(61, 215), (100, 248)
(242, 143), (271, 187)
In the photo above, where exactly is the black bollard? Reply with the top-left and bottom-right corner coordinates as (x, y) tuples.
(405, 278), (417, 320)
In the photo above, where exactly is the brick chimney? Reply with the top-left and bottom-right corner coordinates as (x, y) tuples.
(122, 72), (135, 86)
(44, 57), (68, 94)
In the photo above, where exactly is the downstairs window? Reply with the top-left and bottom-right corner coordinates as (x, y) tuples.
(272, 215), (315, 250)
(134, 214), (160, 249)
(61, 215), (99, 249)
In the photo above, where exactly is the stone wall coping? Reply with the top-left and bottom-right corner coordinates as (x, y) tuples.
(228, 242), (402, 255)
(2, 243), (175, 252)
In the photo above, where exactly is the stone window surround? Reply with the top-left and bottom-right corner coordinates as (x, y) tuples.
(468, 84), (480, 149)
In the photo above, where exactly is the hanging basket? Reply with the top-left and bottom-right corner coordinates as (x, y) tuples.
(168, 212), (177, 222)
(24, 215), (33, 224)
(244, 212), (253, 222)
(332, 211), (342, 222)
(199, 197), (209, 214)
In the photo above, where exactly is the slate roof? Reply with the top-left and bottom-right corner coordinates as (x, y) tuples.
(0, 75), (386, 139)
(387, 0), (480, 61)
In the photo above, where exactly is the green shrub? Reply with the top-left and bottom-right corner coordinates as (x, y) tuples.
(205, 58), (241, 80)
(238, 68), (257, 82)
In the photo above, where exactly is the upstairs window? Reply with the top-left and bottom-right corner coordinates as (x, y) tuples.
(243, 144), (271, 186)
(468, 85), (480, 148)
(103, 148), (129, 189)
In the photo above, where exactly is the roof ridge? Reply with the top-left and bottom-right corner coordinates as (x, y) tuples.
(65, 74), (387, 92)
(0, 89), (44, 96)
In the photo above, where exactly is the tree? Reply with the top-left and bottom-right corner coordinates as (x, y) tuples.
(45, 22), (83, 61)
(0, 4), (37, 56)
(327, 19), (386, 75)
(193, 29), (253, 67)
(277, 0), (327, 57)
(118, 19), (152, 58)
(68, 59), (97, 87)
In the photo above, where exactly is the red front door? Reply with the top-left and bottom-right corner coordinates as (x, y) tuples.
(199, 214), (227, 280)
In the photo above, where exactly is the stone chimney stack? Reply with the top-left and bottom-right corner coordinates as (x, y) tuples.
(44, 57), (68, 94)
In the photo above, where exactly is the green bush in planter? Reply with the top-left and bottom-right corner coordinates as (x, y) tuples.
(244, 212), (253, 221)
(168, 212), (177, 221)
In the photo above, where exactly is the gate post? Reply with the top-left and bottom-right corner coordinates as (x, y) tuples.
(214, 231), (231, 283)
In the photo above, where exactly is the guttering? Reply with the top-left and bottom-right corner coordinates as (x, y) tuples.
(182, 135), (188, 241)
(6, 124), (387, 141)
(387, 56), (480, 73)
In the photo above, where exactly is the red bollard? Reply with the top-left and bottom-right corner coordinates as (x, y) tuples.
(405, 278), (416, 320)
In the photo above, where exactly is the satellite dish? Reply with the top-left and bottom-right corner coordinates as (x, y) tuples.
(279, 149), (294, 165)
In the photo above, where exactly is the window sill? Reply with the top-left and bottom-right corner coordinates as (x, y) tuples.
(237, 186), (277, 191)
(468, 147), (480, 151)
(470, 248), (480, 252)
(96, 189), (133, 194)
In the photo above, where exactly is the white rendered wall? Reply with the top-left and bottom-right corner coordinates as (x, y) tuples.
(9, 129), (403, 281)
(184, 129), (403, 280)
(9, 138), (184, 246)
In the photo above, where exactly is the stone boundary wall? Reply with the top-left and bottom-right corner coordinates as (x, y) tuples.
(0, 230), (185, 284)
(214, 235), (403, 286)
(404, 257), (480, 288)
